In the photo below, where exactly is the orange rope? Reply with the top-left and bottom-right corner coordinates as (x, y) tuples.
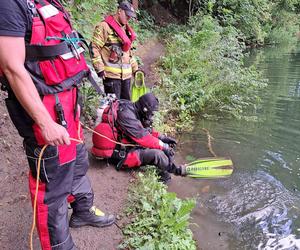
(29, 123), (135, 249)
(77, 120), (82, 142)
(81, 122), (136, 147)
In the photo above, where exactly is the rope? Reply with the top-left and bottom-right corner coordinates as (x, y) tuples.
(81, 122), (136, 147)
(201, 128), (217, 157)
(29, 123), (135, 249)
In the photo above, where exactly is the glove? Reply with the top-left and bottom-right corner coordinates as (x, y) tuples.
(159, 135), (177, 146)
(97, 71), (105, 79)
(162, 143), (175, 157)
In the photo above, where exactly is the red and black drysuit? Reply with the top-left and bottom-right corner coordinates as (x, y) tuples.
(92, 99), (172, 176)
(0, 1), (99, 249)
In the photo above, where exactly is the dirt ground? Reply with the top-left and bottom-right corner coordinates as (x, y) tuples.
(136, 37), (165, 87)
(0, 36), (165, 250)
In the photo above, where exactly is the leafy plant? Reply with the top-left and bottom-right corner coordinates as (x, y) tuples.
(80, 80), (101, 123)
(62, 0), (118, 40)
(132, 10), (157, 43)
(157, 15), (267, 128)
(146, 0), (300, 46)
(119, 170), (196, 250)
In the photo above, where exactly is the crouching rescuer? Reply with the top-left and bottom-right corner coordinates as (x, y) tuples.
(91, 93), (184, 183)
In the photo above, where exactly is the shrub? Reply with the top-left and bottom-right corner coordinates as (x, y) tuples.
(119, 170), (196, 250)
(158, 15), (267, 128)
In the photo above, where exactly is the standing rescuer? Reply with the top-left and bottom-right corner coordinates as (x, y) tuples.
(0, 0), (114, 249)
(91, 1), (138, 100)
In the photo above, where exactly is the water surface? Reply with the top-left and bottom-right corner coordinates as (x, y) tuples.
(169, 44), (300, 250)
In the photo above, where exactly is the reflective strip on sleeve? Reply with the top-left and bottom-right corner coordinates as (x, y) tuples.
(105, 62), (131, 68)
(93, 38), (105, 48)
(92, 57), (103, 63)
(108, 35), (121, 43)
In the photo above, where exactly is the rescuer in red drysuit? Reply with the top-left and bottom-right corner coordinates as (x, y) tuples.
(0, 1), (114, 249)
(92, 93), (182, 182)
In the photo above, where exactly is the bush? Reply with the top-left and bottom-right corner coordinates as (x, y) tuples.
(158, 15), (267, 128)
(119, 170), (196, 250)
(153, 0), (300, 46)
(62, 0), (117, 40)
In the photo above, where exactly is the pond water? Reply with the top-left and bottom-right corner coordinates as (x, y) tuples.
(168, 44), (300, 250)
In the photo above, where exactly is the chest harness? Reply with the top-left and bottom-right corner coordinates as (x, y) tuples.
(0, 0), (103, 127)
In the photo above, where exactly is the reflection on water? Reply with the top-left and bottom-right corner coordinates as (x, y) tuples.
(170, 44), (300, 249)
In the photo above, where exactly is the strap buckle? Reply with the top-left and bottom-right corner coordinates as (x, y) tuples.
(66, 34), (80, 60)
(27, 0), (38, 16)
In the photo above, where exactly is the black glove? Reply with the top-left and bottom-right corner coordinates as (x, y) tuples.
(159, 135), (177, 146)
(97, 71), (105, 79)
(162, 143), (175, 157)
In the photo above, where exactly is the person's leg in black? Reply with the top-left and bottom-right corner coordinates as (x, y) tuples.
(120, 78), (131, 100)
(26, 140), (76, 250)
(103, 78), (121, 99)
(138, 148), (172, 183)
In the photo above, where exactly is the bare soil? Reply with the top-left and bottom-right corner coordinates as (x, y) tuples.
(0, 37), (165, 250)
(136, 36), (165, 87)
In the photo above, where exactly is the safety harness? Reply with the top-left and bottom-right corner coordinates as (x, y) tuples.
(0, 0), (103, 96)
(0, 0), (106, 151)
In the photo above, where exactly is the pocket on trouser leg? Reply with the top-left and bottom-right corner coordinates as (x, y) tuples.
(25, 143), (59, 183)
(74, 144), (89, 177)
(123, 151), (141, 168)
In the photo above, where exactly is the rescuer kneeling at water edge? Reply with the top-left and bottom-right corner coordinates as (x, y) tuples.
(91, 93), (184, 183)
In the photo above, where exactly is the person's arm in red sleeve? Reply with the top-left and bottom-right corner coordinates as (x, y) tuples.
(132, 132), (164, 149)
(151, 128), (160, 138)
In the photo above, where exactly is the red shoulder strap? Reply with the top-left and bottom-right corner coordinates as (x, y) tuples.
(104, 15), (136, 52)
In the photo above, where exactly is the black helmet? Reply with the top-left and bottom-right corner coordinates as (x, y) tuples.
(135, 93), (159, 117)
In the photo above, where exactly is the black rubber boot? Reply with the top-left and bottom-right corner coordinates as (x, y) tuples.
(69, 206), (115, 228)
(175, 165), (186, 176)
(169, 163), (186, 176)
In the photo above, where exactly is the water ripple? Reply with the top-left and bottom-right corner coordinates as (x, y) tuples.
(206, 171), (300, 249)
(264, 150), (293, 171)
